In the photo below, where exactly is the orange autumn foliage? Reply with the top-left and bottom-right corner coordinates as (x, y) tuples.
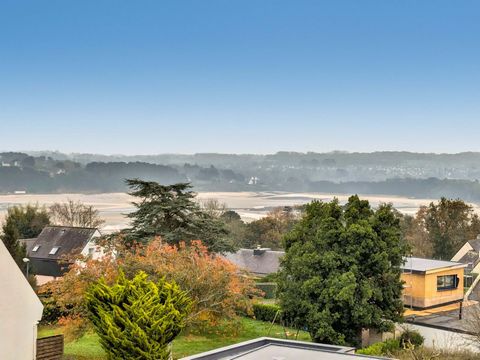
(39, 238), (258, 337)
(122, 239), (258, 328)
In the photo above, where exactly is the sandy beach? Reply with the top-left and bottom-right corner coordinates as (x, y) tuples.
(0, 191), (461, 232)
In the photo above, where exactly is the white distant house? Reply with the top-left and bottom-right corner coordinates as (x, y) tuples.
(0, 240), (43, 360)
(248, 176), (259, 185)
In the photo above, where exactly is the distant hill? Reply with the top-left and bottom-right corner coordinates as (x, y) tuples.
(0, 151), (479, 201)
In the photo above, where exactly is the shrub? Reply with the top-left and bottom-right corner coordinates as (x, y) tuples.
(252, 303), (282, 323)
(256, 283), (277, 299)
(258, 273), (278, 283)
(86, 271), (192, 360)
(400, 329), (424, 348)
(357, 339), (400, 356)
(121, 239), (259, 329)
(38, 293), (68, 324)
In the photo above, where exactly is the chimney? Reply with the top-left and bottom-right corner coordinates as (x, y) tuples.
(253, 245), (271, 256)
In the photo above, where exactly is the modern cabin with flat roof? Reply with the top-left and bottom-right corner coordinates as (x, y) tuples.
(401, 257), (466, 309)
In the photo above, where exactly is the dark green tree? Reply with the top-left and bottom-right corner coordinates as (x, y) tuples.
(1, 204), (50, 269)
(1, 219), (24, 267)
(3, 204), (50, 239)
(86, 271), (192, 360)
(124, 179), (233, 253)
(278, 195), (406, 346)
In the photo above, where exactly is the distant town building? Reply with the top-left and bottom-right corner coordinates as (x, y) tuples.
(248, 176), (259, 185)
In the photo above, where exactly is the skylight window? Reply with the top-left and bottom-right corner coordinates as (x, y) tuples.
(49, 247), (60, 255)
(32, 245), (40, 252)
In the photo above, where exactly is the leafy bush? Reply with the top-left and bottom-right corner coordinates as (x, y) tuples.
(256, 282), (277, 299)
(356, 342), (385, 356)
(258, 272), (278, 283)
(400, 329), (424, 348)
(357, 339), (400, 356)
(38, 293), (68, 324)
(86, 271), (192, 360)
(252, 303), (282, 323)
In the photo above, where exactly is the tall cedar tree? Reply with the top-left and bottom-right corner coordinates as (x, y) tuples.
(125, 179), (233, 253)
(1, 204), (50, 268)
(86, 271), (192, 360)
(278, 196), (407, 346)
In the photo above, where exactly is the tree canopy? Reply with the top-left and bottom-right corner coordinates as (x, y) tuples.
(49, 200), (105, 228)
(399, 197), (480, 259)
(124, 179), (233, 253)
(1, 204), (50, 268)
(278, 196), (407, 346)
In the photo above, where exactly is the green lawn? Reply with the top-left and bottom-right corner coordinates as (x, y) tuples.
(38, 317), (311, 360)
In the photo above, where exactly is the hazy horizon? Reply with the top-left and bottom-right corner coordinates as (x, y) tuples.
(8, 149), (480, 157)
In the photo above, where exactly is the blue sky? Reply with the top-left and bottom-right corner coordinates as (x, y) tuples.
(1, 0), (479, 154)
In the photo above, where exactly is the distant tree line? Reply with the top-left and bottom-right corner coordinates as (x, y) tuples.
(5, 152), (480, 201)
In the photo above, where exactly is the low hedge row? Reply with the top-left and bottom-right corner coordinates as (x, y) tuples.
(252, 303), (282, 324)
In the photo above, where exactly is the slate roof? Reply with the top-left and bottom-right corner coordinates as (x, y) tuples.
(224, 249), (284, 275)
(401, 257), (466, 274)
(26, 226), (98, 277)
(28, 226), (97, 260)
(468, 238), (480, 252)
(458, 250), (480, 271)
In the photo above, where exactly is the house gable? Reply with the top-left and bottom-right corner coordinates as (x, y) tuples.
(0, 241), (43, 359)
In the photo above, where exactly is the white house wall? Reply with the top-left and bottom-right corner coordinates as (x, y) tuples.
(0, 241), (43, 360)
(80, 230), (106, 260)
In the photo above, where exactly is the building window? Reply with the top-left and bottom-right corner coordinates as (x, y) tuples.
(88, 248), (95, 256)
(49, 246), (60, 255)
(32, 245), (40, 252)
(437, 275), (458, 291)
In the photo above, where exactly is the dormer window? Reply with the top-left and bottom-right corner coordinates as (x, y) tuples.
(49, 247), (60, 255)
(32, 245), (40, 252)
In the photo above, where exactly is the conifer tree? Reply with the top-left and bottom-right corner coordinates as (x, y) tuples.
(86, 271), (192, 360)
(1, 219), (25, 267)
(124, 179), (233, 253)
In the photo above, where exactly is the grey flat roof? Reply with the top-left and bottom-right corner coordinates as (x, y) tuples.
(180, 337), (387, 360)
(401, 257), (466, 273)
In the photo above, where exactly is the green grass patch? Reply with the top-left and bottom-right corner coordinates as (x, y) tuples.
(38, 317), (310, 360)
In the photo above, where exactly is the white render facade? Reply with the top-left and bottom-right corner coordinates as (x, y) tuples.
(0, 241), (43, 360)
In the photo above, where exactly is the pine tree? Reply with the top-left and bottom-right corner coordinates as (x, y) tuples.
(85, 271), (192, 360)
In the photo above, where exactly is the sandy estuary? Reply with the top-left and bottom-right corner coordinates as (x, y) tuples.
(0, 191), (470, 232)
